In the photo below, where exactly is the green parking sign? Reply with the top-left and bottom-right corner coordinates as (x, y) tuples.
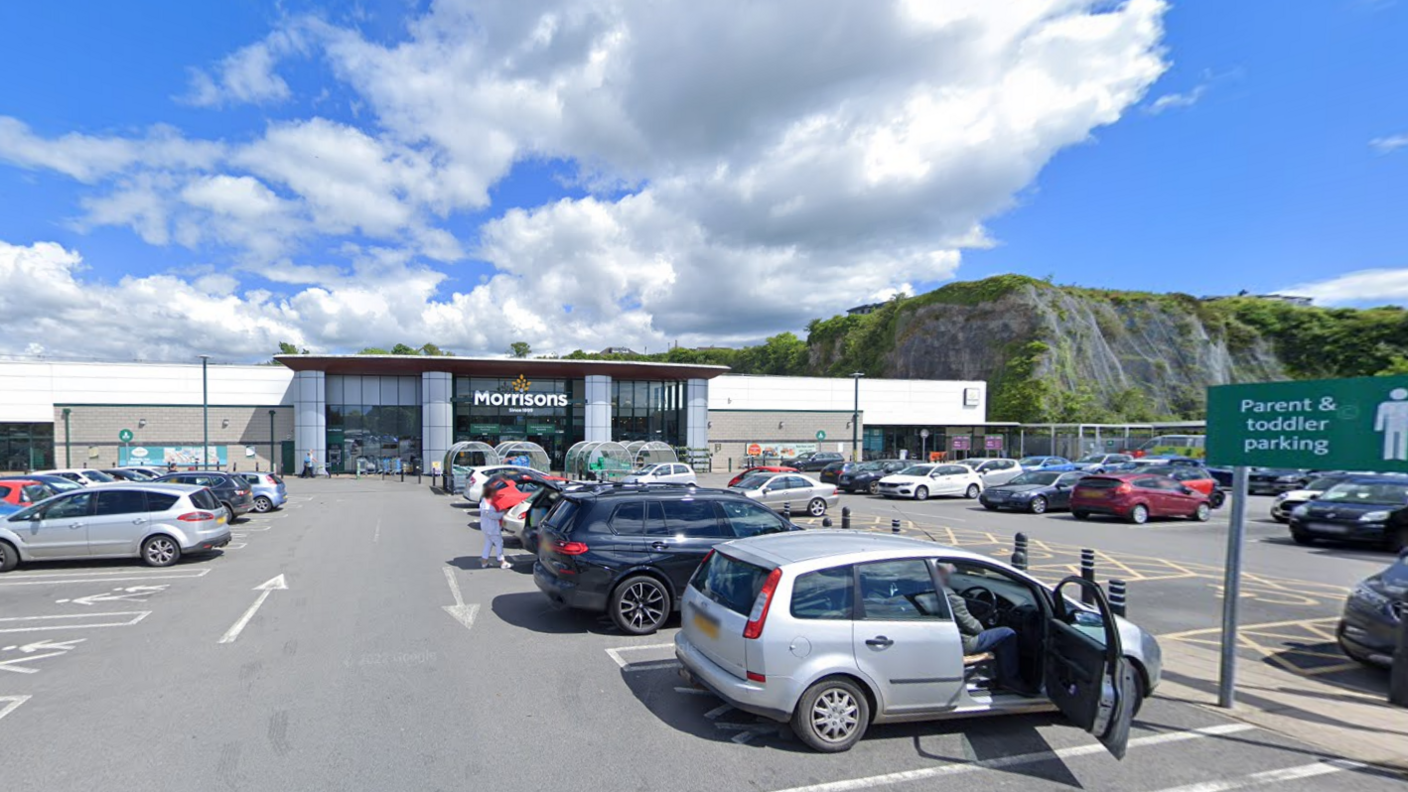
(815, 430), (826, 441)
(118, 429), (134, 442)
(1206, 375), (1408, 471)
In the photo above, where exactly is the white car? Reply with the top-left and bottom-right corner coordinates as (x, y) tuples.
(33, 468), (118, 487)
(876, 464), (984, 501)
(463, 465), (532, 501)
(622, 463), (697, 485)
(958, 458), (1024, 487)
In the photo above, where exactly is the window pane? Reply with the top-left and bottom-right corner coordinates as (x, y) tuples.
(662, 499), (723, 537)
(381, 376), (398, 406)
(399, 376), (417, 406)
(326, 375), (344, 405)
(791, 566), (854, 620)
(858, 559), (945, 620)
(689, 551), (769, 616)
(717, 500), (787, 537)
(94, 490), (149, 516)
(343, 376), (362, 406)
(611, 502), (644, 536)
(46, 493), (93, 519)
(146, 493), (179, 512)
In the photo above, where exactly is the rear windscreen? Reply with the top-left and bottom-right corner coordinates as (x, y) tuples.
(190, 489), (220, 510)
(690, 552), (770, 616)
(543, 499), (579, 533)
(1076, 478), (1121, 489)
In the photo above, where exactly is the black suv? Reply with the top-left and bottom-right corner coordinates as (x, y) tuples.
(152, 471), (255, 521)
(835, 459), (909, 494)
(534, 485), (798, 635)
(787, 451), (844, 472)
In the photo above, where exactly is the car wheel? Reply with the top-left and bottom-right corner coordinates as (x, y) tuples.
(807, 498), (827, 517)
(1029, 496), (1048, 515)
(1073, 510), (1090, 521)
(964, 484), (980, 499)
(1272, 514), (1288, 524)
(0, 540), (18, 573)
(1130, 662), (1148, 717)
(141, 535), (181, 568)
(1209, 490), (1226, 509)
(792, 676), (870, 753)
(222, 503), (236, 524)
(914, 486), (929, 501)
(253, 496), (273, 513)
(1193, 503), (1211, 522)
(1128, 504), (1149, 525)
(610, 575), (671, 635)
(1290, 529), (1316, 546)
(868, 481), (880, 495)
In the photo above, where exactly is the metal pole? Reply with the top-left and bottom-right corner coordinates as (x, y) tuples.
(1218, 465), (1250, 708)
(851, 373), (863, 462)
(891, 518), (901, 533)
(841, 507), (851, 530)
(200, 355), (210, 471)
(62, 408), (72, 467)
(268, 409), (276, 476)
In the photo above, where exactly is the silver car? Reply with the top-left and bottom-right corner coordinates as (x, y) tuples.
(729, 472), (839, 517)
(675, 531), (1159, 756)
(237, 472), (288, 513)
(0, 483), (232, 571)
(622, 463), (698, 485)
(958, 457), (1024, 486)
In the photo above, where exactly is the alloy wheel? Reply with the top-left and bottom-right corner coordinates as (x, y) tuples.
(144, 537), (177, 566)
(618, 581), (666, 631)
(810, 688), (860, 744)
(253, 496), (273, 513)
(1030, 496), (1047, 515)
(808, 498), (827, 517)
(915, 487), (929, 501)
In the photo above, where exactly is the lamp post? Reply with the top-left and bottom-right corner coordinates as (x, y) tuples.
(62, 407), (72, 467)
(199, 354), (210, 470)
(850, 372), (864, 462)
(268, 409), (277, 475)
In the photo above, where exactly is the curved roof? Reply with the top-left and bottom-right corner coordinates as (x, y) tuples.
(276, 354), (729, 380)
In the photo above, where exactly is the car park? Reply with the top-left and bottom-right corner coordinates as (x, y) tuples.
(1071, 453), (1133, 473)
(1070, 473), (1212, 524)
(533, 485), (799, 634)
(876, 463), (984, 501)
(674, 531), (1155, 754)
(236, 472), (288, 513)
(979, 470), (1086, 514)
(0, 479), (56, 509)
(622, 462), (697, 485)
(1249, 468), (1312, 496)
(34, 468), (117, 486)
(834, 459), (908, 494)
(1165, 466), (1226, 508)
(1288, 477), (1408, 550)
(785, 451), (845, 472)
(1270, 474), (1359, 523)
(1017, 455), (1077, 472)
(957, 457), (1024, 486)
(0, 483), (232, 571)
(726, 465), (798, 488)
(152, 471), (255, 521)
(0, 473), (85, 495)
(1337, 550), (1407, 668)
(729, 472), (839, 516)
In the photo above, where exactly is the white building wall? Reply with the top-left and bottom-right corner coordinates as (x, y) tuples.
(709, 375), (986, 425)
(293, 370), (326, 473)
(685, 378), (709, 449)
(421, 371), (453, 469)
(584, 375), (611, 442)
(0, 360), (295, 422)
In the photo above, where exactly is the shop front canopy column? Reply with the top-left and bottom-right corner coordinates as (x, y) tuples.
(422, 371), (453, 470)
(293, 369), (326, 473)
(585, 375), (611, 442)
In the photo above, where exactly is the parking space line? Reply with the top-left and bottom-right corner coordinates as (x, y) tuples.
(0, 695), (31, 722)
(0, 569), (211, 587)
(1149, 759), (1364, 792)
(0, 568), (212, 580)
(767, 723), (1256, 792)
(604, 642), (675, 669)
(0, 612), (151, 633)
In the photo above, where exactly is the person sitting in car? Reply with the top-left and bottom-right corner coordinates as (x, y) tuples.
(937, 563), (1034, 695)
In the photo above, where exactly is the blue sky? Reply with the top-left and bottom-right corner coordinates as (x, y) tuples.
(0, 1), (1402, 362)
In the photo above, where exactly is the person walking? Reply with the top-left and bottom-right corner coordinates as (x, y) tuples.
(301, 452), (313, 478)
(478, 487), (511, 569)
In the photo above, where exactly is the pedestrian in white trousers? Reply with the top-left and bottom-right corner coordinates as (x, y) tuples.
(479, 497), (510, 569)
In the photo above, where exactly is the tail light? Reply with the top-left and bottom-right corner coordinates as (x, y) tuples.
(178, 511), (216, 522)
(743, 568), (783, 640)
(1115, 483), (1133, 495)
(554, 540), (589, 555)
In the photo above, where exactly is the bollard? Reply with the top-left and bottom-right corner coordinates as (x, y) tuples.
(400, 469), (405, 483)
(891, 518), (901, 534)
(783, 502), (792, 521)
(1391, 604), (1408, 708)
(418, 469), (422, 485)
(822, 517), (833, 528)
(841, 506), (851, 530)
(1011, 532), (1029, 571)
(1081, 549), (1096, 605)
(1109, 579), (1127, 618)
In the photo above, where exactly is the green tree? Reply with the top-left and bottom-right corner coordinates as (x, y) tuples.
(357, 347), (391, 355)
(390, 343), (417, 355)
(419, 343), (452, 357)
(510, 341), (532, 358)
(276, 341), (308, 355)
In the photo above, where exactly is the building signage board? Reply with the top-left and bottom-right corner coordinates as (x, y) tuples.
(1206, 375), (1408, 471)
(984, 435), (1004, 451)
(747, 442), (817, 459)
(949, 436), (971, 451)
(120, 445), (227, 468)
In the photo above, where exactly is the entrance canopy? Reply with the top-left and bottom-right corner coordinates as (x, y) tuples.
(625, 440), (677, 468)
(494, 441), (551, 473)
(565, 441), (632, 481)
(444, 441), (500, 493)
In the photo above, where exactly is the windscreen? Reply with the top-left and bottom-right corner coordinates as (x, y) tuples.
(1319, 482), (1408, 505)
(1009, 472), (1060, 486)
(690, 552), (771, 616)
(898, 465), (934, 476)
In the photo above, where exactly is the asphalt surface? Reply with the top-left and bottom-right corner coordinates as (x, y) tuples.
(1, 476), (1403, 792)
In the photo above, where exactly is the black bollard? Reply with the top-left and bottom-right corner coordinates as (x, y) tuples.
(1391, 601), (1408, 708)
(1109, 579), (1127, 618)
(400, 469), (405, 483)
(891, 518), (901, 534)
(1011, 532), (1029, 571)
(1081, 549), (1096, 605)
(822, 517), (833, 528)
(783, 502), (792, 521)
(841, 506), (851, 530)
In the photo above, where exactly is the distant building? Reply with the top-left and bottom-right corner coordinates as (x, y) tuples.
(1199, 293), (1313, 307)
(846, 303), (884, 316)
(598, 347), (638, 355)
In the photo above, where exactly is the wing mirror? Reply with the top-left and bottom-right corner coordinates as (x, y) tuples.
(1073, 610), (1104, 628)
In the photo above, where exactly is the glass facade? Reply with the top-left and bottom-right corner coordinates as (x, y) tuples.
(453, 376), (581, 468)
(611, 380), (684, 445)
(1, 422), (54, 471)
(325, 375), (423, 473)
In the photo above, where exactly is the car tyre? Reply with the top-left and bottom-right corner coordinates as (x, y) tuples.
(1128, 504), (1149, 525)
(1392, 526), (1408, 553)
(1209, 490), (1226, 509)
(964, 484), (980, 499)
(141, 535), (181, 568)
(0, 540), (18, 573)
(1271, 514), (1288, 524)
(1073, 510), (1090, 521)
(1193, 503), (1211, 522)
(221, 503), (236, 524)
(914, 486), (929, 501)
(610, 575), (671, 636)
(868, 481), (880, 495)
(1029, 496), (1048, 515)
(792, 676), (870, 753)
(807, 498), (827, 517)
(253, 496), (274, 513)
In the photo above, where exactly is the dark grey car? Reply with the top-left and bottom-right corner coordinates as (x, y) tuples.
(153, 471), (254, 521)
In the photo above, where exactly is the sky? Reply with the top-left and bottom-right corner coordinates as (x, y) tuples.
(0, 0), (1404, 363)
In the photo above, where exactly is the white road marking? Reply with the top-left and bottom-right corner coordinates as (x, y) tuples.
(767, 723), (1258, 792)
(704, 704), (732, 720)
(2, 639), (86, 653)
(1149, 760), (1365, 792)
(56, 584), (168, 606)
(440, 568), (479, 632)
(0, 651), (66, 674)
(217, 575), (287, 644)
(373, 517), (381, 544)
(227, 543), (247, 550)
(0, 569), (211, 587)
(0, 695), (31, 722)
(604, 642), (676, 669)
(0, 612), (150, 633)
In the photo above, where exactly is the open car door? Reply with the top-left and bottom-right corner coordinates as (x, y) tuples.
(1045, 576), (1136, 759)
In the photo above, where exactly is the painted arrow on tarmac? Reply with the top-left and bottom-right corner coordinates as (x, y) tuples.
(2, 638), (86, 654)
(56, 585), (169, 606)
(217, 575), (287, 644)
(441, 568), (479, 632)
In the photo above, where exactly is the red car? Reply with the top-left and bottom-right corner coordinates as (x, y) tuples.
(1070, 473), (1211, 525)
(0, 479), (53, 509)
(1164, 467), (1226, 508)
(727, 465), (799, 488)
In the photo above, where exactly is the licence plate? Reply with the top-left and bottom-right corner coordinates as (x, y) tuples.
(1076, 489), (1105, 499)
(693, 610), (720, 640)
(1307, 522), (1348, 534)
(217, 515), (226, 524)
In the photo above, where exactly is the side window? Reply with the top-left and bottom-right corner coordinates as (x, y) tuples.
(662, 499), (724, 537)
(1133, 477), (1163, 490)
(45, 492), (94, 520)
(610, 502), (645, 536)
(189, 489), (220, 511)
(791, 565), (854, 620)
(716, 499), (788, 538)
(857, 559), (947, 620)
(676, 464), (690, 475)
(643, 501), (669, 536)
(146, 493), (179, 512)
(94, 490), (148, 516)
(784, 476), (810, 489)
(0, 485), (11, 498)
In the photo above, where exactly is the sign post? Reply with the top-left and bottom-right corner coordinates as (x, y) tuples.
(1207, 374), (1408, 708)
(118, 429), (133, 465)
(920, 428), (930, 460)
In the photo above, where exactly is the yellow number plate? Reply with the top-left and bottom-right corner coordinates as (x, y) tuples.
(693, 611), (720, 640)
(217, 516), (226, 524)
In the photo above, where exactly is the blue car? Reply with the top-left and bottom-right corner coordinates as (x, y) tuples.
(236, 472), (288, 513)
(1017, 455), (1078, 472)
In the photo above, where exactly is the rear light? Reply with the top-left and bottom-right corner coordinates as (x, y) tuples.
(746, 671), (766, 683)
(743, 568), (783, 640)
(1115, 483), (1133, 495)
(178, 511), (216, 522)
(554, 540), (589, 555)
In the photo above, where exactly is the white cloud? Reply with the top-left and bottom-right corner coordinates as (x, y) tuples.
(1370, 134), (1408, 154)
(0, 0), (1172, 360)
(1145, 83), (1207, 114)
(1281, 268), (1408, 305)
